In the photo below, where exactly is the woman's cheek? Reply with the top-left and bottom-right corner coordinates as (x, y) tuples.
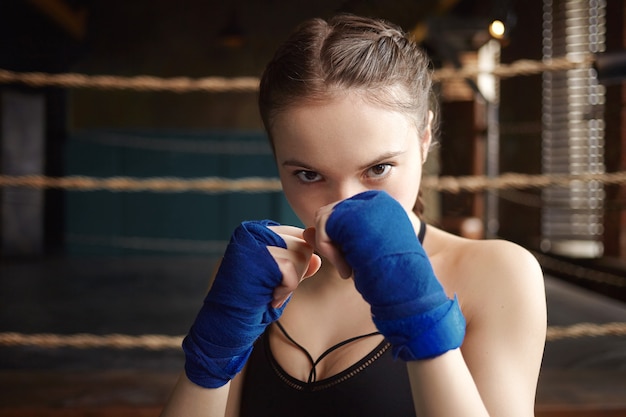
(284, 194), (315, 227)
(388, 185), (420, 214)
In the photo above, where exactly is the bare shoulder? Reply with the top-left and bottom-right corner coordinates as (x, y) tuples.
(425, 226), (547, 413)
(425, 226), (545, 320)
(460, 236), (542, 283)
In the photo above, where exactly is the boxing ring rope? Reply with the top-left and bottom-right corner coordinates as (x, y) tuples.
(0, 321), (625, 352)
(1, 171), (626, 194)
(1, 54), (625, 351)
(0, 55), (595, 92)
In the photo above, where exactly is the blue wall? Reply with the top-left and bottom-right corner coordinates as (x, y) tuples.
(65, 129), (299, 256)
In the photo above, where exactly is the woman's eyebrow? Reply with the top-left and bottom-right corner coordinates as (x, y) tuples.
(282, 150), (406, 171)
(281, 159), (316, 170)
(358, 150), (406, 170)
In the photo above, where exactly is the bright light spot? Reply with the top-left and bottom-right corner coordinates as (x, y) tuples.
(489, 20), (506, 39)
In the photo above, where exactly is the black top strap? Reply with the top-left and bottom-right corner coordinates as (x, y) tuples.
(274, 321), (381, 384)
(418, 220), (426, 243)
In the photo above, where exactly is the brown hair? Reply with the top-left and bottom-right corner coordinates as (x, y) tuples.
(258, 14), (435, 215)
(259, 14), (435, 139)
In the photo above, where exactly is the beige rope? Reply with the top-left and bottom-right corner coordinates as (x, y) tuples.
(433, 55), (594, 81)
(546, 322), (626, 341)
(0, 175), (282, 193)
(1, 171), (624, 194)
(533, 251), (626, 288)
(0, 55), (594, 92)
(420, 171), (626, 194)
(0, 69), (260, 92)
(0, 321), (622, 350)
(0, 332), (182, 350)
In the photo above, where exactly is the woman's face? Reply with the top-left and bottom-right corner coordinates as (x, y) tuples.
(271, 92), (431, 228)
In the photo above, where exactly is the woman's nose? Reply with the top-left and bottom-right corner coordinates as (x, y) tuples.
(333, 181), (369, 203)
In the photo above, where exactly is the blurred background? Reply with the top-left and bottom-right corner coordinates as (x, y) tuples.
(1, 0), (626, 415)
(1, 0), (625, 261)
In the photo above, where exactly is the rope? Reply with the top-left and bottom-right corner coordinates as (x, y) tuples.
(546, 322), (626, 341)
(0, 321), (623, 351)
(0, 69), (260, 93)
(0, 55), (593, 92)
(1, 171), (624, 194)
(0, 332), (182, 350)
(0, 175), (282, 193)
(420, 172), (626, 194)
(533, 251), (626, 288)
(432, 55), (594, 81)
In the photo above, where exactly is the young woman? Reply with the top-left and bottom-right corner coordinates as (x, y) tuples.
(160, 14), (546, 417)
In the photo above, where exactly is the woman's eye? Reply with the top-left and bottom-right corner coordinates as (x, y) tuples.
(295, 170), (322, 183)
(367, 164), (392, 178)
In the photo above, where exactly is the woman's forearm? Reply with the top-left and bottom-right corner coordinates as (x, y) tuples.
(407, 349), (490, 417)
(160, 373), (230, 417)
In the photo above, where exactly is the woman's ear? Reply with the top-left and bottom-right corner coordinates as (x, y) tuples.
(421, 111), (434, 164)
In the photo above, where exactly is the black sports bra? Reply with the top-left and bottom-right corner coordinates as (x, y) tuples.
(238, 327), (416, 417)
(273, 320), (382, 385)
(238, 222), (427, 417)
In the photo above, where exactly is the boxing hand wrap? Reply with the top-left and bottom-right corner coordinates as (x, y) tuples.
(182, 220), (287, 388)
(326, 190), (465, 360)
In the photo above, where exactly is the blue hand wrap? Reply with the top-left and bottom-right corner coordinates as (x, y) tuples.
(182, 220), (287, 388)
(326, 190), (466, 360)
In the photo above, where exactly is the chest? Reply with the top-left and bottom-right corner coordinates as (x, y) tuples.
(240, 330), (417, 417)
(269, 284), (383, 382)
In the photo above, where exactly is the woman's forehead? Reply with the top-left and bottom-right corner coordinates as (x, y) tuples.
(272, 100), (419, 168)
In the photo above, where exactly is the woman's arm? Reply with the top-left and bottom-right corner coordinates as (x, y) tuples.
(160, 369), (247, 417)
(310, 191), (546, 415)
(408, 349), (489, 416)
(160, 373), (230, 417)
(408, 241), (546, 417)
(160, 223), (320, 416)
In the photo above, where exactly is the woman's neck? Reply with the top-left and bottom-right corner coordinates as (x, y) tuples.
(297, 255), (356, 295)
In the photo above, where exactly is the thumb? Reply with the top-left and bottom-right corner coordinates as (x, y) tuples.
(303, 227), (352, 279)
(303, 253), (322, 279)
